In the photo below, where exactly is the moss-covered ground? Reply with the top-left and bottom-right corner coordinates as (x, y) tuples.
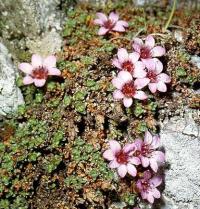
(0, 1), (199, 208)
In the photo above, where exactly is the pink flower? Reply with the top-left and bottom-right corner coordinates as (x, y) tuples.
(132, 35), (165, 68)
(94, 12), (128, 35)
(19, 54), (61, 87)
(103, 140), (140, 178)
(112, 48), (146, 78)
(112, 71), (147, 108)
(134, 131), (165, 172)
(134, 59), (171, 93)
(136, 170), (162, 204)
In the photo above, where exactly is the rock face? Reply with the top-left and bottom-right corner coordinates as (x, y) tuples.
(158, 109), (200, 209)
(0, 43), (24, 116)
(0, 0), (64, 57)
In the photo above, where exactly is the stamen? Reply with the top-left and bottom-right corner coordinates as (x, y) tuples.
(116, 150), (128, 164)
(32, 66), (48, 80)
(147, 70), (157, 82)
(121, 82), (136, 97)
(104, 20), (115, 29)
(140, 47), (151, 59)
(122, 61), (134, 73)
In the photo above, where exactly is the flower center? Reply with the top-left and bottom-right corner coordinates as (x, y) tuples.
(116, 150), (128, 164)
(104, 20), (115, 29)
(32, 66), (48, 80)
(140, 47), (151, 59)
(141, 180), (150, 191)
(147, 70), (157, 82)
(121, 82), (136, 97)
(122, 61), (134, 73)
(135, 144), (152, 157)
(141, 144), (151, 155)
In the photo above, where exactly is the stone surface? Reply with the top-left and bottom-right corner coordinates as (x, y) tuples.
(0, 0), (64, 58)
(26, 30), (62, 56)
(0, 43), (24, 116)
(191, 55), (200, 69)
(157, 108), (200, 209)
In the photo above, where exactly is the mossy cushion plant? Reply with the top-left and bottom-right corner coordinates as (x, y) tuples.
(1, 0), (200, 208)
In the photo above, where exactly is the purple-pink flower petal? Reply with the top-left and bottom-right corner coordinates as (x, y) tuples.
(152, 151), (165, 163)
(141, 156), (149, 167)
(144, 131), (153, 144)
(152, 188), (161, 198)
(113, 90), (124, 100)
(19, 63), (33, 74)
(127, 163), (137, 177)
(150, 159), (158, 172)
(112, 58), (122, 69)
(23, 76), (33, 85)
(134, 91), (147, 100)
(48, 68), (61, 76)
(98, 27), (109, 35)
(147, 193), (154, 204)
(150, 176), (162, 187)
(123, 143), (136, 153)
(133, 37), (143, 46)
(148, 83), (157, 93)
(103, 149), (115, 161)
(129, 157), (141, 165)
(117, 164), (127, 178)
(157, 73), (171, 83)
(118, 71), (133, 83)
(151, 136), (160, 149)
(145, 35), (155, 49)
(93, 18), (104, 25)
(96, 12), (108, 22)
(43, 55), (56, 68)
(112, 22), (126, 32)
(108, 12), (119, 22)
(134, 78), (150, 89)
(157, 81), (167, 92)
(112, 77), (124, 89)
(151, 46), (166, 57)
(109, 140), (121, 154)
(117, 20), (128, 27)
(129, 52), (140, 63)
(123, 97), (133, 107)
(33, 79), (46, 87)
(117, 48), (129, 62)
(109, 160), (120, 168)
(31, 54), (43, 68)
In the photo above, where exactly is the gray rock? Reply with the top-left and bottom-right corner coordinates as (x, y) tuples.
(158, 108), (200, 209)
(191, 55), (200, 69)
(0, 43), (24, 116)
(0, 0), (64, 57)
(26, 30), (62, 56)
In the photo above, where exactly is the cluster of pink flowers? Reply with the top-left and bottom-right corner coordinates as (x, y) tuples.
(112, 35), (171, 107)
(94, 12), (128, 35)
(18, 54), (61, 87)
(103, 130), (165, 204)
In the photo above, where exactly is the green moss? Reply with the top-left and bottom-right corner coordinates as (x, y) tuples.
(44, 154), (63, 174)
(51, 130), (65, 148)
(72, 138), (114, 181)
(176, 67), (187, 77)
(122, 192), (136, 206)
(134, 102), (145, 117)
(65, 175), (87, 191)
(137, 121), (147, 133)
(73, 90), (87, 101)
